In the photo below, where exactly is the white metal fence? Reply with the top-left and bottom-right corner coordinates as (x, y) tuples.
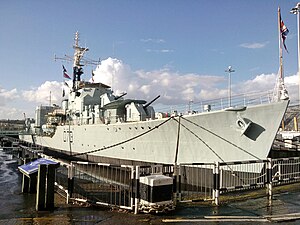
(272, 157), (300, 185)
(52, 157), (300, 209)
(178, 157), (300, 205)
(56, 162), (135, 210)
(4, 136), (300, 212)
(177, 163), (215, 203)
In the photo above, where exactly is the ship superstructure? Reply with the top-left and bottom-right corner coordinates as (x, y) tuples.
(19, 32), (289, 165)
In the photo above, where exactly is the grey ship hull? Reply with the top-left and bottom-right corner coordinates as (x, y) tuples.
(19, 100), (289, 164)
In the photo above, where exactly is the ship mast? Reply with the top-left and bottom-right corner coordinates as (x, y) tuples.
(278, 7), (284, 81)
(72, 31), (89, 90)
(273, 7), (289, 102)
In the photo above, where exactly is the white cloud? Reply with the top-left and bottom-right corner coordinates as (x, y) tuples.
(1, 57), (299, 119)
(0, 87), (19, 106)
(146, 49), (174, 53)
(238, 73), (277, 93)
(239, 42), (268, 49)
(0, 107), (24, 119)
(92, 58), (225, 104)
(140, 38), (165, 43)
(283, 74), (299, 103)
(22, 81), (63, 105)
(284, 74), (298, 85)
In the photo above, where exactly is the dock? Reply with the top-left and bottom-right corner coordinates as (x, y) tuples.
(2, 132), (300, 216)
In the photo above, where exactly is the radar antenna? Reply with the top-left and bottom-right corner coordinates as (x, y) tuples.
(54, 32), (101, 91)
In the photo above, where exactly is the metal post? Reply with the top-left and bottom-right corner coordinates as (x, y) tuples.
(173, 164), (178, 204)
(298, 10), (300, 105)
(213, 162), (220, 206)
(266, 158), (273, 198)
(225, 66), (235, 107)
(178, 164), (182, 201)
(67, 163), (74, 202)
(291, 3), (300, 105)
(134, 165), (140, 214)
(21, 158), (31, 193)
(130, 166), (135, 210)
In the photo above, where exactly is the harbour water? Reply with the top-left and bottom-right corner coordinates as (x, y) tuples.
(1, 149), (300, 224)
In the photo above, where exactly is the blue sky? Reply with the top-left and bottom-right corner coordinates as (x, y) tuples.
(0, 0), (299, 119)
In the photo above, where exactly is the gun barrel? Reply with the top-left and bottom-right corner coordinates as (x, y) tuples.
(115, 92), (127, 100)
(144, 95), (160, 108)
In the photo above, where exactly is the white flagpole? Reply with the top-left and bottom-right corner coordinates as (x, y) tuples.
(290, 3), (300, 105)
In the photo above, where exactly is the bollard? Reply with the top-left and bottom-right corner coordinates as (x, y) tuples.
(35, 162), (59, 211)
(36, 164), (47, 211)
(18, 158), (59, 211)
(45, 164), (56, 210)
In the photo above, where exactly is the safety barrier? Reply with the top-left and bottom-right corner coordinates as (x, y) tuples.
(219, 160), (267, 192)
(54, 162), (176, 213)
(4, 139), (300, 211)
(178, 158), (300, 205)
(56, 162), (135, 210)
(272, 157), (300, 184)
(177, 163), (215, 203)
(35, 157), (300, 208)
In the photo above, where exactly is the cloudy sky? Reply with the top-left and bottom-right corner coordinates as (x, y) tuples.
(0, 0), (299, 119)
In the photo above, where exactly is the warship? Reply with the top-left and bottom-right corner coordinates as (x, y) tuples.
(19, 32), (289, 165)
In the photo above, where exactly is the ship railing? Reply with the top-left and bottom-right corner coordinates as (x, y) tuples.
(155, 90), (273, 115)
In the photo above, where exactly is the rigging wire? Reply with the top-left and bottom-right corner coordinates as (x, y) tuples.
(172, 117), (246, 185)
(171, 117), (226, 164)
(181, 117), (261, 160)
(72, 116), (174, 157)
